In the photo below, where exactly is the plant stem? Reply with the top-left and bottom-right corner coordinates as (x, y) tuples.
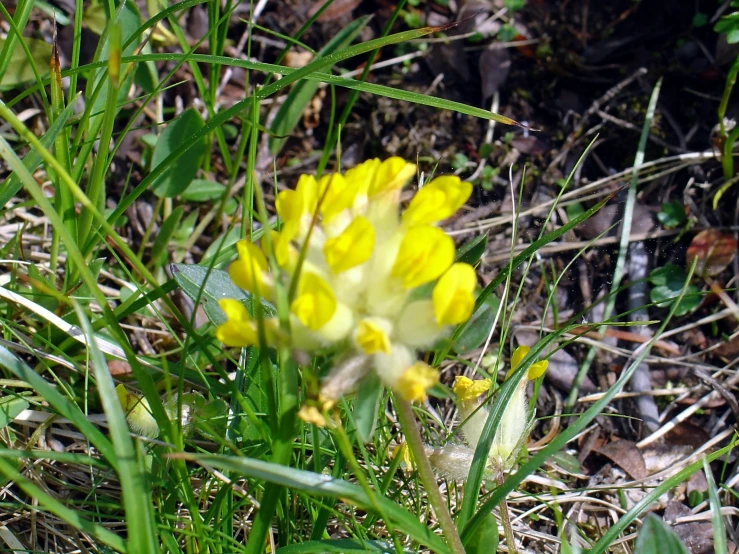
(395, 396), (466, 554)
(497, 474), (517, 554)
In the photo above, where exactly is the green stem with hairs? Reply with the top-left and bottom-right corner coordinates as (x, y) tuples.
(497, 473), (518, 554)
(395, 396), (466, 554)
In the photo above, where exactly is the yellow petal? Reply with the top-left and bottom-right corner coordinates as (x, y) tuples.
(452, 375), (492, 402)
(116, 384), (160, 438)
(229, 240), (271, 296)
(318, 173), (358, 221)
(215, 299), (259, 346)
(368, 157), (416, 197)
(290, 272), (337, 330)
(395, 362), (439, 403)
(391, 226), (454, 289)
(345, 159), (380, 200)
(297, 405), (327, 427)
(507, 346), (530, 379)
(528, 360), (549, 380)
(323, 215), (375, 273)
(354, 318), (392, 354)
(402, 176), (473, 227)
(432, 263), (477, 325)
(276, 174), (318, 222)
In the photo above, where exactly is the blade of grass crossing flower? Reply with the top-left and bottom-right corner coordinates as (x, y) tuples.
(177, 453), (452, 554)
(73, 303), (158, 553)
(460, 261), (699, 545)
(0, 457), (127, 552)
(704, 457), (728, 554)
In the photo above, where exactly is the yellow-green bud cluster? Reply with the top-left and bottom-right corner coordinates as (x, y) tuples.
(216, 157), (477, 405)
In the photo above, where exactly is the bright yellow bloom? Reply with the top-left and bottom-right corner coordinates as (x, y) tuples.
(276, 174), (318, 223)
(323, 216), (375, 273)
(433, 263), (477, 325)
(354, 318), (392, 354)
(395, 362), (438, 402)
(230, 240), (272, 296)
(216, 299), (259, 346)
(507, 345), (549, 380)
(453, 375), (492, 402)
(291, 272), (337, 330)
(116, 384), (159, 438)
(217, 158), (480, 410)
(402, 176), (473, 227)
(368, 157), (416, 197)
(297, 405), (327, 427)
(391, 226), (454, 289)
(318, 173), (359, 221)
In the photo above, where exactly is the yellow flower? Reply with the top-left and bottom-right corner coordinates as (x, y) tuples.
(402, 176), (473, 227)
(116, 384), (159, 438)
(215, 299), (259, 346)
(391, 226), (454, 289)
(507, 346), (549, 380)
(354, 318), (392, 354)
(323, 216), (375, 273)
(291, 272), (337, 330)
(368, 157), (416, 197)
(395, 362), (439, 402)
(297, 405), (327, 427)
(276, 174), (318, 223)
(318, 173), (359, 221)
(229, 240), (272, 297)
(433, 263), (477, 325)
(453, 375), (492, 402)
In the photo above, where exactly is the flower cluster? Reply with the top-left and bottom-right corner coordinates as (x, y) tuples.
(451, 346), (548, 474)
(216, 157), (476, 408)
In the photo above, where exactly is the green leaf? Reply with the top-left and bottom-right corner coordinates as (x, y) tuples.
(171, 263), (276, 327)
(455, 234), (487, 265)
(464, 512), (499, 554)
(657, 200), (686, 228)
(648, 265), (701, 315)
(715, 12), (739, 43)
(634, 514), (690, 554)
(354, 373), (382, 443)
(181, 179), (227, 202)
(453, 293), (500, 354)
(151, 108), (206, 197)
(0, 396), (28, 428)
(0, 37), (52, 88)
(269, 16), (370, 155)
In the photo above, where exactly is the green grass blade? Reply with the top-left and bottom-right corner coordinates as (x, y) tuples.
(0, 344), (118, 467)
(269, 16), (370, 155)
(703, 457), (728, 554)
(73, 303), (159, 554)
(176, 453), (452, 554)
(0, 100), (76, 208)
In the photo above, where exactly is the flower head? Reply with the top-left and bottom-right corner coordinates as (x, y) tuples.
(216, 158), (475, 406)
(451, 345), (549, 474)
